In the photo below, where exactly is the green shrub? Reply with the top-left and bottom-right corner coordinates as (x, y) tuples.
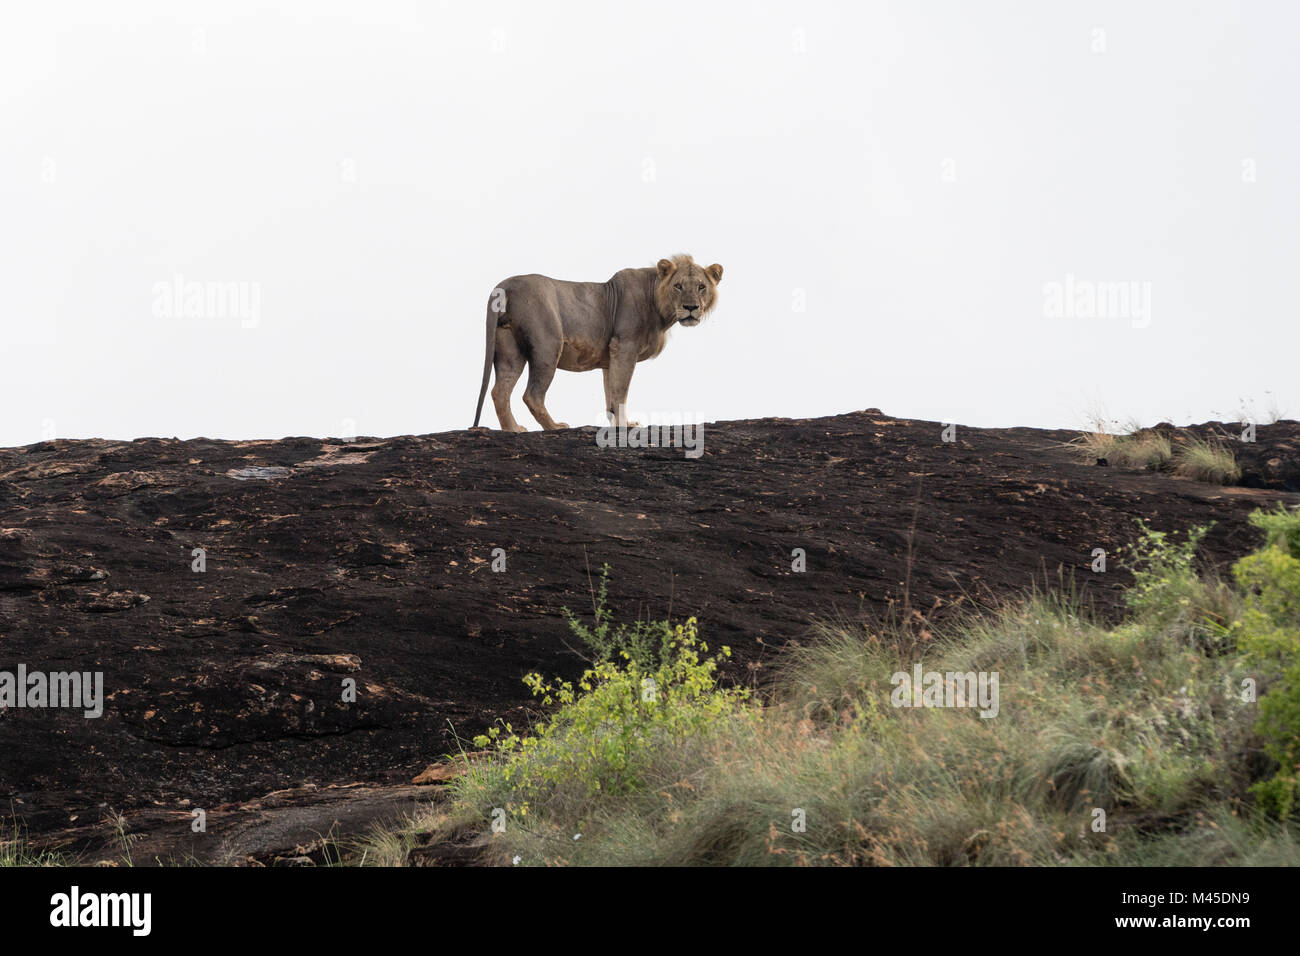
(1232, 507), (1300, 817)
(1247, 503), (1300, 561)
(468, 616), (748, 815)
(1120, 521), (1234, 651)
(1249, 659), (1300, 818)
(1123, 521), (1207, 607)
(561, 563), (675, 670)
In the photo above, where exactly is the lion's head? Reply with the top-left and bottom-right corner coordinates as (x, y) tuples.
(656, 255), (723, 327)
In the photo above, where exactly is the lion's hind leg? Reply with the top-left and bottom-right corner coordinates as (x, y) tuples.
(491, 329), (528, 433)
(522, 342), (569, 431)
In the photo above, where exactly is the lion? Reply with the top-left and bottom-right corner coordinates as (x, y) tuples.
(471, 255), (723, 431)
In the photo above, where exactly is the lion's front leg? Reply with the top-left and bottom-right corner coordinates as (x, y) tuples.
(605, 338), (639, 427)
(601, 368), (630, 426)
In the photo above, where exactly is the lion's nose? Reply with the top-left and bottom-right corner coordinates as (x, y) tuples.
(684, 304), (699, 312)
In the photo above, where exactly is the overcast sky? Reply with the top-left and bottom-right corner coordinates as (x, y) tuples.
(2, 0), (1296, 447)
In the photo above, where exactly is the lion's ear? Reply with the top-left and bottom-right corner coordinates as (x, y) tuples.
(706, 263), (723, 284)
(657, 258), (676, 278)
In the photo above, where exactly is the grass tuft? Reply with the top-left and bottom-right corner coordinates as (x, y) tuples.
(1071, 427), (1172, 471)
(1173, 436), (1241, 485)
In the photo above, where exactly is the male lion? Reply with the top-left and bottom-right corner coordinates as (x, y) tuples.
(471, 255), (723, 431)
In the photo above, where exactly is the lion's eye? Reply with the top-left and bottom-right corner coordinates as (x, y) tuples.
(698, 285), (705, 293)
(674, 284), (682, 291)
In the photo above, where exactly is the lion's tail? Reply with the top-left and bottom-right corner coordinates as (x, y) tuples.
(472, 289), (503, 428)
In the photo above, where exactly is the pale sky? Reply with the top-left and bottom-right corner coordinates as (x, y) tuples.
(2, 0), (1296, 447)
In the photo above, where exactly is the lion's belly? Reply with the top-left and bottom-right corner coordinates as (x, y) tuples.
(558, 340), (608, 372)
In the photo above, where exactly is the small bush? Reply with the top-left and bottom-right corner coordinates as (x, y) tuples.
(561, 564), (675, 670)
(1124, 521), (1207, 605)
(1119, 521), (1235, 650)
(466, 614), (748, 815)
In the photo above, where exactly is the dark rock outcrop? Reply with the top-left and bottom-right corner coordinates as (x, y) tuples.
(1, 411), (1295, 858)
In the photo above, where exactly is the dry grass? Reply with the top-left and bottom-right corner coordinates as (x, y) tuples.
(1071, 428), (1172, 471)
(350, 803), (454, 867)
(1173, 436), (1241, 485)
(1072, 421), (1242, 486)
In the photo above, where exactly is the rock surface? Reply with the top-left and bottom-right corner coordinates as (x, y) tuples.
(1, 411), (1296, 860)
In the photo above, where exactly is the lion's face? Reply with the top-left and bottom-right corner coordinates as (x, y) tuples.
(656, 256), (723, 326)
